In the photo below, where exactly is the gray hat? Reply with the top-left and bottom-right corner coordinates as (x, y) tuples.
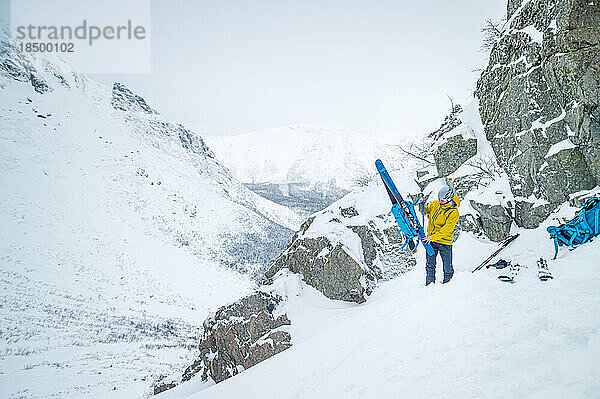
(438, 186), (454, 202)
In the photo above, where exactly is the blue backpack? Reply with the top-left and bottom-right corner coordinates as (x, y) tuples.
(547, 197), (600, 259)
(387, 194), (425, 254)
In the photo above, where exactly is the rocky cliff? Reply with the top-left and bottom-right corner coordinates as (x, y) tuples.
(266, 202), (416, 303)
(476, 0), (600, 228)
(414, 0), (599, 242)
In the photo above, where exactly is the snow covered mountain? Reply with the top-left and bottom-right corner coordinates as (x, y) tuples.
(205, 126), (407, 215)
(0, 34), (301, 399)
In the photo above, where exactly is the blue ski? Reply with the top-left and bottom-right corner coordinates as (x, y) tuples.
(375, 159), (435, 256)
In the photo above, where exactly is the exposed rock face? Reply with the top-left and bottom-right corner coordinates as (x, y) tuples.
(266, 207), (416, 303)
(0, 36), (51, 93)
(429, 103), (464, 141)
(177, 123), (215, 158)
(476, 0), (600, 228)
(417, 103), (479, 182)
(266, 234), (372, 303)
(434, 135), (478, 177)
(364, 221), (418, 280)
(111, 82), (157, 114)
(455, 213), (485, 239)
(340, 206), (360, 218)
(180, 292), (291, 386)
(469, 200), (514, 242)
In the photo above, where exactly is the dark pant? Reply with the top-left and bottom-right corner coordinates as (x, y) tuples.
(426, 241), (454, 285)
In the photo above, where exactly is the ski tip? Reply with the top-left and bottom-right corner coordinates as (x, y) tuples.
(375, 159), (383, 169)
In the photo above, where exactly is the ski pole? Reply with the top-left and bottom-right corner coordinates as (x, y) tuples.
(471, 233), (520, 273)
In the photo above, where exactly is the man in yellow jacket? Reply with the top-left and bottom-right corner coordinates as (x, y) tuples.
(416, 186), (460, 285)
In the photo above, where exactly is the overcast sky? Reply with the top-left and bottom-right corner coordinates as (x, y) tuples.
(3, 0), (506, 138)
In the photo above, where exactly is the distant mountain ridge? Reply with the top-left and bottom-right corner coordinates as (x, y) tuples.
(205, 125), (407, 215)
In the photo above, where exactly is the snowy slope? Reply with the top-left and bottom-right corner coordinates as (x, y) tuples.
(205, 125), (407, 191)
(159, 183), (600, 399)
(0, 36), (300, 399)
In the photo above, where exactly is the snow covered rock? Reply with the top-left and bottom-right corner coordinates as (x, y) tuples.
(446, 173), (484, 199)
(428, 103), (464, 141)
(0, 39), (50, 93)
(469, 200), (513, 242)
(177, 124), (215, 158)
(176, 292), (291, 388)
(266, 189), (416, 303)
(427, 102), (478, 179)
(267, 228), (374, 303)
(569, 186), (600, 207)
(476, 0), (600, 228)
(111, 82), (158, 114)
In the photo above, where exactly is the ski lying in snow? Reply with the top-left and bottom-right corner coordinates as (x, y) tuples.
(498, 262), (522, 283)
(537, 257), (553, 281)
(472, 233), (520, 273)
(375, 159), (435, 256)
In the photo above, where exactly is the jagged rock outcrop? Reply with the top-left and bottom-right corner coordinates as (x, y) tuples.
(267, 234), (372, 303)
(266, 205), (416, 303)
(429, 103), (464, 141)
(1, 35), (51, 93)
(427, 103), (478, 179)
(175, 292), (291, 390)
(177, 123), (215, 158)
(110, 83), (217, 161)
(469, 200), (514, 242)
(433, 135), (478, 177)
(417, 103), (479, 183)
(476, 0), (600, 228)
(111, 82), (157, 114)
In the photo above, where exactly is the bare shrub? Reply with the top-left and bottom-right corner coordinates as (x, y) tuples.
(465, 153), (503, 184)
(481, 18), (506, 52)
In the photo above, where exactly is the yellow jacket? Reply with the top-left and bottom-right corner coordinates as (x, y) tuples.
(423, 194), (460, 245)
